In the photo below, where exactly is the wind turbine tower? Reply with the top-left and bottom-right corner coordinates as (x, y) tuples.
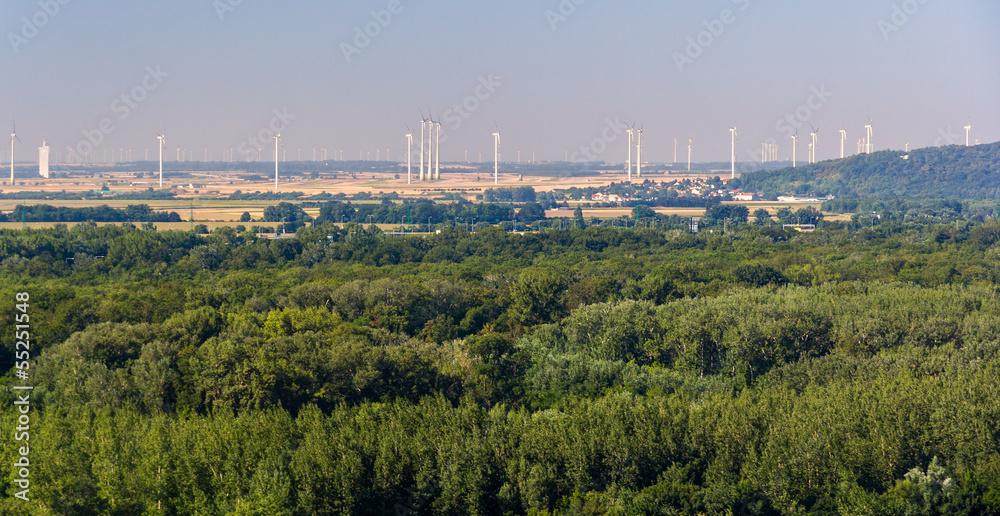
(426, 117), (434, 181)
(839, 130), (847, 159)
(493, 131), (501, 185)
(405, 131), (413, 184)
(687, 139), (692, 172)
(434, 121), (441, 180)
(809, 126), (819, 164)
(865, 123), (873, 154)
(419, 118), (426, 181)
(626, 128), (633, 182)
(9, 122), (21, 185)
(156, 132), (165, 188)
(965, 125), (972, 147)
(791, 134), (798, 168)
(636, 128), (643, 179)
(729, 126), (737, 179)
(273, 132), (281, 191)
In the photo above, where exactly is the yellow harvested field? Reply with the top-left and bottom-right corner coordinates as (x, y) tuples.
(0, 169), (843, 225)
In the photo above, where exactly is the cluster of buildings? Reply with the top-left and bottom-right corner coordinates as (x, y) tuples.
(589, 192), (633, 203)
(776, 195), (834, 202)
(663, 178), (759, 201)
(583, 178), (762, 204)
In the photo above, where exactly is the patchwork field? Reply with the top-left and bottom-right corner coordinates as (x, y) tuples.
(0, 167), (838, 227)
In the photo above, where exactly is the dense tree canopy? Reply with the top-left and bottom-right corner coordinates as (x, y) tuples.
(2, 216), (1000, 513)
(732, 142), (1000, 199)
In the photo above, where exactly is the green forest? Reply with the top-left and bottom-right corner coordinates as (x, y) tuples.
(4, 215), (1000, 514)
(731, 143), (1000, 200)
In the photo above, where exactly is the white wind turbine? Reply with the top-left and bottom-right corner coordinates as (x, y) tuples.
(687, 138), (692, 172)
(405, 129), (413, 184)
(965, 125), (972, 147)
(729, 125), (738, 179)
(273, 132), (281, 191)
(865, 117), (873, 154)
(809, 125), (819, 164)
(839, 130), (847, 159)
(636, 126), (643, 179)
(626, 127), (633, 182)
(9, 121), (21, 186)
(156, 130), (166, 188)
(419, 114), (427, 182)
(791, 133), (799, 168)
(493, 128), (501, 185)
(426, 115), (434, 181)
(434, 119), (441, 181)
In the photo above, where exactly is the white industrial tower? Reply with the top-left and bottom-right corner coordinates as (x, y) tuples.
(38, 140), (50, 179)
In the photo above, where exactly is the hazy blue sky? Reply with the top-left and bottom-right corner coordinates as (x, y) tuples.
(2, 0), (997, 164)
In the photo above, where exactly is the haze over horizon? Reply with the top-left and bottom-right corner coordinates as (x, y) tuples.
(2, 0), (996, 166)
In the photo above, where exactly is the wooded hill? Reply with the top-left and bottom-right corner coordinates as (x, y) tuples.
(731, 142), (1000, 200)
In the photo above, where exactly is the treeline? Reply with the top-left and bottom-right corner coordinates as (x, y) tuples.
(731, 142), (1000, 199)
(0, 189), (177, 201)
(313, 200), (528, 226)
(9, 204), (182, 223)
(4, 220), (1000, 512)
(822, 196), (1000, 223)
(483, 186), (537, 203)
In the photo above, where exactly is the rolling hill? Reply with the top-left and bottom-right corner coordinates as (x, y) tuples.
(730, 142), (1000, 200)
